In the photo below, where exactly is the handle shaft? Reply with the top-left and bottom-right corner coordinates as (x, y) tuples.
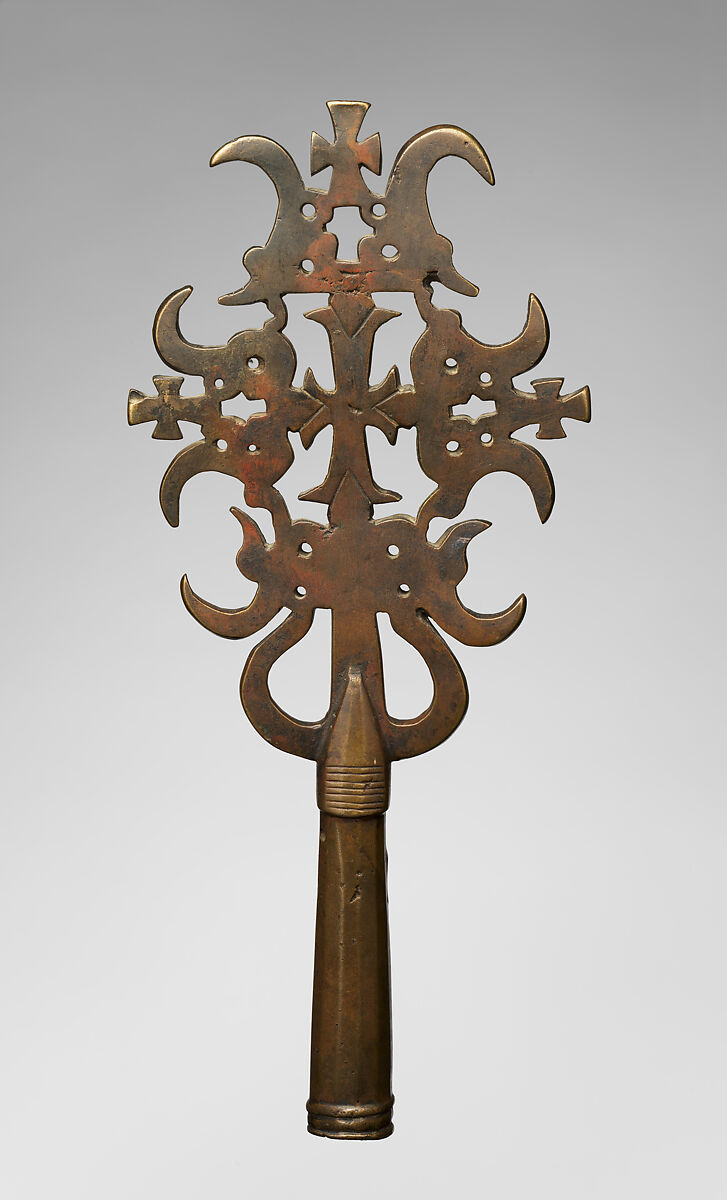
(307, 812), (393, 1139)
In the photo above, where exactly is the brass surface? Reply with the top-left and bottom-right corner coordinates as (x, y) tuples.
(129, 101), (590, 1139)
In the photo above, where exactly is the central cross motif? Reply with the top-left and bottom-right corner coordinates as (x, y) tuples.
(298, 293), (405, 505)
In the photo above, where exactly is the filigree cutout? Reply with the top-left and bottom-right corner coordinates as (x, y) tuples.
(129, 102), (590, 763)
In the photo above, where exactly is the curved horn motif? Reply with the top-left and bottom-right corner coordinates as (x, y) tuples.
(181, 575), (280, 640)
(154, 287), (295, 397)
(211, 136), (328, 309)
(153, 286), (246, 397)
(436, 519), (490, 577)
(378, 126), (494, 297)
(230, 505), (266, 564)
(153, 287), (260, 398)
(482, 293), (549, 379)
(430, 521), (527, 645)
(390, 125), (494, 190)
(240, 611), (326, 761)
(210, 135), (307, 201)
(179, 508), (285, 635)
(487, 440), (555, 523)
(436, 590), (526, 647)
(154, 287), (214, 377)
(159, 439), (241, 527)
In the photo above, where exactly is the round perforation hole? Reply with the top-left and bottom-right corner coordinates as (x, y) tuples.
(387, 544), (400, 557)
(300, 259), (314, 274)
(295, 585), (307, 598)
(446, 440), (460, 453)
(248, 443), (258, 453)
(247, 356), (261, 370)
(479, 371), (492, 383)
(214, 377), (224, 389)
(301, 203), (316, 218)
(444, 357), (458, 372)
(299, 542), (312, 556)
(382, 244), (398, 258)
(372, 202), (386, 217)
(398, 583), (410, 595)
(480, 432), (493, 444)
(216, 439), (227, 452)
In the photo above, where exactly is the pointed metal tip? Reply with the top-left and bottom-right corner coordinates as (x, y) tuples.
(318, 668), (389, 816)
(324, 667), (386, 769)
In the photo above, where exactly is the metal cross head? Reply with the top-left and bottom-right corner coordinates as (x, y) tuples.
(128, 101), (590, 1140)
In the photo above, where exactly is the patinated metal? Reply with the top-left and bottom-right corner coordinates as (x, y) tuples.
(128, 101), (590, 1139)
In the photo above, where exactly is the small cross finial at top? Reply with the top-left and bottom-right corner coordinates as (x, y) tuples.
(310, 101), (381, 207)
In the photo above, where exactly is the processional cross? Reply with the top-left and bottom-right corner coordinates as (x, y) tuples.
(129, 101), (590, 1139)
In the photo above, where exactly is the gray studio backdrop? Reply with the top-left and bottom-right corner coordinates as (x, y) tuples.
(1, 1), (724, 1198)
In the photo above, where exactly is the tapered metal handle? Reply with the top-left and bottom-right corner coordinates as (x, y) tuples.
(307, 812), (394, 1139)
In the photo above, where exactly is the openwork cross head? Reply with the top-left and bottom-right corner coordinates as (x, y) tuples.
(128, 101), (590, 1140)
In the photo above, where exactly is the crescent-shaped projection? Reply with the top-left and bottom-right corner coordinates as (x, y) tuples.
(487, 439), (555, 523)
(210, 134), (307, 201)
(152, 282), (248, 384)
(211, 135), (325, 308)
(389, 125), (494, 191)
(435, 519), (491, 580)
(153, 286), (229, 379)
(159, 439), (241, 527)
(478, 293), (549, 379)
(181, 575), (281, 640)
(425, 520), (527, 645)
(376, 126), (494, 297)
(434, 591), (526, 647)
(354, 127), (494, 297)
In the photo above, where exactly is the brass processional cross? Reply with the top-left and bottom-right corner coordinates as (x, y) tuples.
(129, 102), (591, 1139)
